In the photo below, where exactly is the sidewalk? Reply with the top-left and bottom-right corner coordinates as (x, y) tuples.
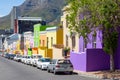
(74, 70), (120, 79)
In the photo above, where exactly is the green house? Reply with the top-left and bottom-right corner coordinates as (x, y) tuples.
(34, 24), (41, 47)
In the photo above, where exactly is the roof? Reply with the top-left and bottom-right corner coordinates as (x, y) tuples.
(46, 26), (58, 31)
(8, 33), (20, 40)
(40, 31), (46, 34)
(40, 25), (54, 31)
(18, 17), (42, 21)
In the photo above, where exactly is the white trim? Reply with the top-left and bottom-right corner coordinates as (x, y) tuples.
(40, 31), (46, 34)
(18, 17), (42, 21)
(46, 26), (58, 31)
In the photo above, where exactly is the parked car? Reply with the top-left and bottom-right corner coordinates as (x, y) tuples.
(36, 57), (51, 70)
(30, 54), (42, 66)
(25, 56), (32, 65)
(9, 54), (16, 60)
(4, 53), (10, 58)
(21, 56), (26, 63)
(14, 55), (22, 62)
(47, 59), (73, 75)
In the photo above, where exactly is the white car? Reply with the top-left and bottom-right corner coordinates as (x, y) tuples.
(36, 57), (51, 70)
(30, 55), (42, 66)
(21, 56), (26, 63)
(25, 56), (32, 65)
(14, 55), (22, 62)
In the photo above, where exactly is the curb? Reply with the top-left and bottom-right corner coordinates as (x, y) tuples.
(74, 70), (104, 79)
(74, 70), (120, 79)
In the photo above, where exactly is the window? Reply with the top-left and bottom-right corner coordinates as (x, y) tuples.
(57, 60), (71, 64)
(66, 35), (68, 46)
(40, 58), (51, 62)
(72, 36), (76, 49)
(47, 37), (49, 48)
(51, 37), (53, 47)
(43, 40), (45, 47)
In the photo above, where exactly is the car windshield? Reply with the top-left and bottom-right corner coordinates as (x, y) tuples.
(10, 54), (15, 56)
(28, 56), (31, 58)
(41, 58), (51, 62)
(32, 55), (42, 59)
(17, 55), (22, 58)
(37, 55), (42, 58)
(57, 60), (71, 64)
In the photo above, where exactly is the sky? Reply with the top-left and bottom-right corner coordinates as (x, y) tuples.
(0, 0), (25, 17)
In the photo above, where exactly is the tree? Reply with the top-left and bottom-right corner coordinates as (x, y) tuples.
(67, 0), (120, 71)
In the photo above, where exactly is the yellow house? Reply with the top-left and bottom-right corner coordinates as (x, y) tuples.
(61, 5), (80, 53)
(46, 26), (63, 48)
(52, 5), (80, 59)
(46, 26), (63, 59)
(16, 40), (23, 55)
(38, 26), (63, 59)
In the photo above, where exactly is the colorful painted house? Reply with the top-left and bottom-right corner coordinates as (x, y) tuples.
(6, 34), (21, 54)
(23, 31), (33, 56)
(34, 24), (63, 59)
(34, 24), (41, 48)
(61, 6), (80, 57)
(38, 31), (47, 57)
(33, 24), (53, 58)
(62, 5), (120, 72)
(40, 31), (47, 47)
(33, 24), (41, 55)
(46, 26), (63, 59)
(28, 35), (34, 56)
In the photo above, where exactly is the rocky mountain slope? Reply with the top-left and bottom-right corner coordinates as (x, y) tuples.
(0, 0), (67, 29)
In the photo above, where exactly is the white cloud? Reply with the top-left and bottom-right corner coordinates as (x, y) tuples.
(0, 14), (5, 17)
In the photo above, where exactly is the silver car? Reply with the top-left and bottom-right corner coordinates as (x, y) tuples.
(47, 59), (73, 75)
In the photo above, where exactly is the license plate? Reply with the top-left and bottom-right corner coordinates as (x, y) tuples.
(64, 66), (67, 68)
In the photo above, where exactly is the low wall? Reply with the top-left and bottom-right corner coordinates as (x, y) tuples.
(53, 47), (64, 59)
(86, 49), (110, 71)
(70, 49), (110, 72)
(115, 33), (120, 69)
(70, 52), (87, 71)
(38, 48), (46, 58)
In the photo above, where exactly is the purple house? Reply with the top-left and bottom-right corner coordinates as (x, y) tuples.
(70, 30), (120, 72)
(61, 6), (120, 72)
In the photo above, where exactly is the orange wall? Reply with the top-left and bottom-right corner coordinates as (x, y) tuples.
(40, 34), (47, 47)
(32, 48), (38, 54)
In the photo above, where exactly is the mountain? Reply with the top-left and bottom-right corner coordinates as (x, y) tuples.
(0, 0), (67, 29)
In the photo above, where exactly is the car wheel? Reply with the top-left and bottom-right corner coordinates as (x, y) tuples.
(39, 65), (42, 70)
(47, 69), (50, 73)
(53, 69), (57, 75)
(69, 71), (73, 75)
(37, 67), (39, 69)
(41, 66), (44, 70)
(37, 65), (39, 69)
